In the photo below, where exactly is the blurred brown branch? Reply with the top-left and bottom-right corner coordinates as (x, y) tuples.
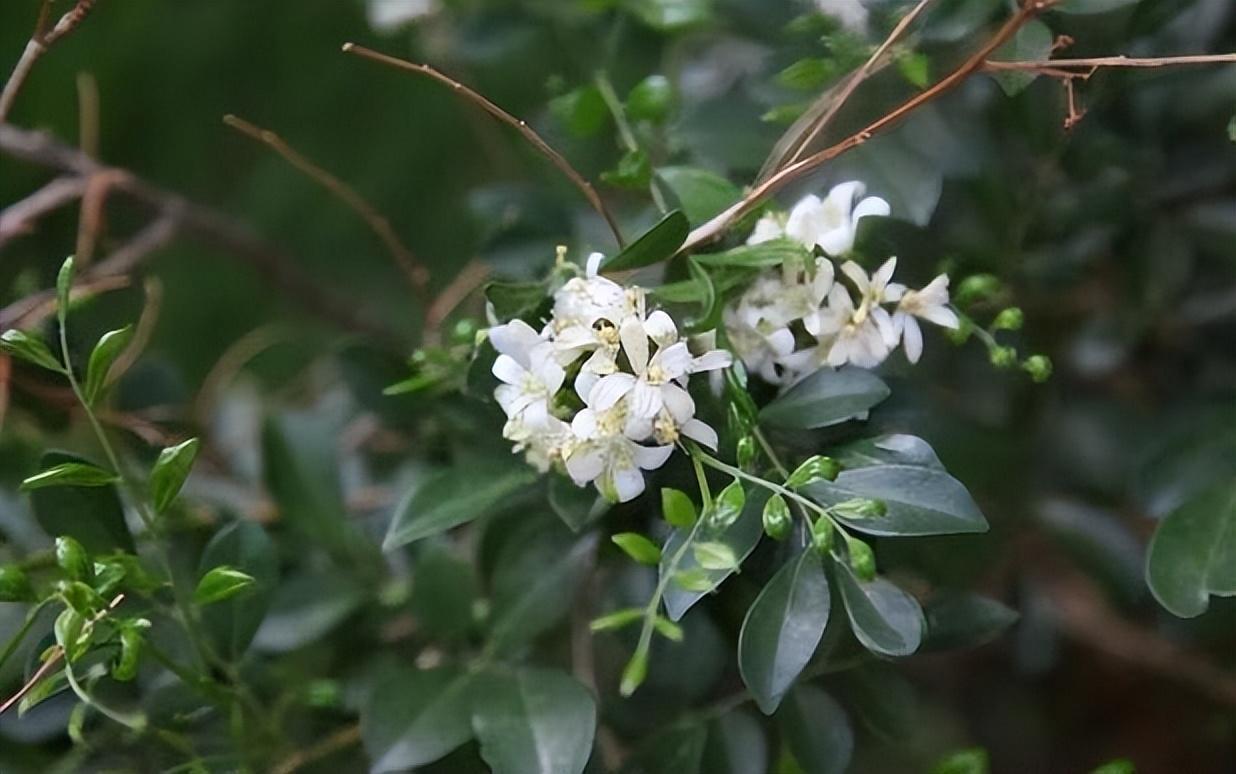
(0, 175), (86, 246)
(0, 0), (101, 122)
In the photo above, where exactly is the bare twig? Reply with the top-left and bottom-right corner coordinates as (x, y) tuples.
(0, 353), (10, 434)
(983, 52), (1236, 72)
(0, 0), (102, 122)
(424, 258), (489, 337)
(0, 176), (87, 246)
(341, 43), (626, 249)
(0, 123), (400, 344)
(222, 113), (431, 305)
(74, 168), (130, 268)
(270, 723), (362, 774)
(76, 71), (99, 157)
(680, 1), (1059, 253)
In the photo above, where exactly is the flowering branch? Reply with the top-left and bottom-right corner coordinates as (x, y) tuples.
(341, 43), (627, 249)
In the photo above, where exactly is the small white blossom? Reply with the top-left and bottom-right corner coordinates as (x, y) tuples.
(891, 274), (959, 363)
(565, 405), (674, 502)
(747, 181), (889, 257)
(490, 320), (563, 422)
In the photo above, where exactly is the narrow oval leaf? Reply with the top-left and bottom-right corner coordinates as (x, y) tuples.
(194, 566), (256, 605)
(21, 462), (118, 491)
(198, 520), (278, 660)
(1146, 480), (1236, 618)
(613, 532), (663, 565)
(602, 210), (689, 272)
(693, 541), (737, 570)
(738, 550), (830, 714)
(805, 465), (987, 537)
(83, 325), (134, 405)
(834, 563), (924, 657)
(28, 452), (133, 554)
(662, 490), (768, 621)
(488, 532), (598, 654)
(760, 367), (890, 430)
(472, 667), (597, 774)
(385, 466), (536, 550)
(1, 329), (63, 372)
(656, 167), (741, 225)
(922, 592), (1019, 652)
(364, 666), (476, 773)
(149, 438), (200, 514)
(776, 686), (854, 774)
(693, 239), (811, 269)
(661, 488), (697, 527)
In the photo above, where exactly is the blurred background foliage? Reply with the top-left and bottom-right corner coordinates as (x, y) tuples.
(1, 0), (1234, 772)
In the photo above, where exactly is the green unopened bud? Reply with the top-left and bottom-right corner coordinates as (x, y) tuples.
(0, 565), (34, 602)
(55, 536), (92, 583)
(762, 494), (792, 540)
(955, 274), (1002, 306)
(831, 498), (887, 520)
(785, 455), (840, 488)
(992, 307), (1024, 331)
(1022, 354), (1053, 383)
(989, 346), (1018, 369)
(810, 518), (835, 555)
(736, 436), (757, 470)
(451, 318), (479, 345)
(945, 325), (972, 346)
(709, 480), (746, 528)
(846, 537), (876, 581)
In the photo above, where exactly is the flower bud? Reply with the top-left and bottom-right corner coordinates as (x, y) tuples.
(1022, 354), (1053, 383)
(0, 565), (34, 602)
(846, 536), (876, 581)
(55, 536), (92, 583)
(762, 494), (791, 540)
(810, 517), (834, 555)
(451, 318), (479, 344)
(945, 325), (971, 346)
(708, 480), (746, 529)
(736, 436), (757, 471)
(989, 346), (1018, 369)
(955, 274), (1003, 306)
(831, 498), (887, 520)
(785, 455), (840, 488)
(992, 307), (1023, 331)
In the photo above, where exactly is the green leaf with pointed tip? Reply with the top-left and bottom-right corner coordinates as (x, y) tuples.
(661, 487), (697, 527)
(613, 532), (663, 565)
(776, 686), (853, 774)
(627, 74), (673, 122)
(738, 550), (830, 714)
(363, 666), (476, 773)
(760, 367), (890, 429)
(692, 541), (737, 570)
(804, 464), (987, 537)
(603, 210), (689, 272)
(488, 532), (598, 654)
(1, 329), (63, 372)
(988, 20), (1053, 95)
(149, 438), (200, 514)
(21, 462), (118, 491)
(549, 474), (608, 532)
(662, 489), (768, 621)
(193, 566), (256, 605)
(485, 280), (550, 323)
(693, 238), (811, 269)
(472, 667), (596, 774)
(83, 325), (134, 405)
(922, 592), (1019, 652)
(1146, 480), (1236, 618)
(549, 85), (608, 138)
(385, 465), (536, 550)
(198, 520), (277, 659)
(834, 563), (924, 657)
(656, 166), (741, 225)
(28, 452), (133, 554)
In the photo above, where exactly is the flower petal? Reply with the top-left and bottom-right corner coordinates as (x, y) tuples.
(566, 446), (605, 484)
(680, 419), (719, 450)
(840, 260), (869, 293)
(655, 342), (693, 378)
(902, 315), (923, 363)
(633, 443), (674, 471)
(690, 349), (733, 373)
(920, 305), (960, 329)
(489, 320), (542, 365)
(620, 316), (649, 375)
(643, 310), (679, 346)
(630, 379), (664, 419)
(661, 382), (696, 423)
(610, 463), (647, 503)
(492, 354), (526, 386)
(589, 373), (636, 411)
(586, 251), (605, 277)
(851, 195), (890, 222)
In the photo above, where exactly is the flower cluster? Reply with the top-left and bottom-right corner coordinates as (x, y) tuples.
(725, 181), (959, 384)
(489, 253), (731, 502)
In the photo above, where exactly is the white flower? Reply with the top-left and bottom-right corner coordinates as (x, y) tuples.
(891, 274), (959, 363)
(490, 320), (564, 422)
(815, 259), (900, 369)
(565, 405), (674, 502)
(748, 182), (889, 257)
(505, 414), (573, 473)
(551, 251), (643, 331)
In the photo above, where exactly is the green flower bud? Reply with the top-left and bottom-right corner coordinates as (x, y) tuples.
(846, 537), (877, 581)
(810, 517), (835, 556)
(1022, 354), (1053, 383)
(992, 307), (1024, 331)
(708, 480), (746, 529)
(451, 318), (479, 345)
(736, 436), (757, 470)
(831, 498), (887, 520)
(55, 536), (92, 583)
(989, 346), (1018, 369)
(945, 325), (972, 346)
(955, 274), (1002, 306)
(785, 455), (840, 488)
(0, 565), (34, 602)
(762, 494), (792, 540)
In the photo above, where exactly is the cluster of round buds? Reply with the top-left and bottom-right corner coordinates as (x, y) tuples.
(488, 252), (732, 502)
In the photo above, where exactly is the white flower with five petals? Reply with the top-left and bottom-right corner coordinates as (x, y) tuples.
(489, 319), (563, 423)
(565, 404), (674, 502)
(891, 274), (959, 363)
(747, 182), (890, 257)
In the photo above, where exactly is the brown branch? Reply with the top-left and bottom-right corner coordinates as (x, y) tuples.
(680, 1), (1059, 253)
(0, 176), (87, 246)
(0, 123), (401, 344)
(222, 113), (431, 305)
(270, 723), (362, 774)
(341, 43), (626, 249)
(76, 71), (99, 157)
(424, 258), (489, 338)
(0, 0), (101, 122)
(983, 52), (1236, 72)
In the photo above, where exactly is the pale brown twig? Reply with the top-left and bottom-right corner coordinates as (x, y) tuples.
(983, 52), (1236, 72)
(270, 723), (362, 774)
(222, 113), (431, 305)
(0, 353), (10, 435)
(0, 0), (102, 122)
(341, 43), (626, 249)
(424, 258), (489, 338)
(74, 168), (130, 268)
(76, 71), (99, 157)
(0, 175), (87, 246)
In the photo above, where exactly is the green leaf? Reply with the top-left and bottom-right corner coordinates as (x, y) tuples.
(56, 256), (75, 324)
(590, 607), (644, 632)
(0, 329), (63, 372)
(549, 474), (608, 532)
(363, 666), (476, 773)
(684, 255), (720, 333)
(55, 536), (92, 583)
(602, 210), (689, 272)
(485, 280), (549, 323)
(472, 667), (597, 774)
(834, 664), (917, 741)
(662, 490), (768, 621)
(488, 531), (597, 653)
(709, 480), (746, 529)
(21, 462), (118, 491)
(624, 0), (713, 32)
(776, 686), (854, 774)
(111, 625), (143, 682)
(411, 545), (479, 641)
(921, 592), (1019, 652)
(252, 570), (365, 652)
(692, 238), (811, 269)
(28, 452), (133, 554)
(0, 566), (34, 602)
(54, 607), (91, 662)
(613, 532), (663, 565)
(834, 563), (923, 657)
(761, 494), (791, 540)
(738, 550), (830, 714)
(760, 366), (890, 430)
(385, 465), (536, 550)
(620, 648), (649, 697)
(193, 566), (256, 605)
(1146, 480), (1236, 618)
(701, 709), (768, 774)
(83, 325), (134, 405)
(549, 85), (609, 138)
(661, 488), (697, 527)
(692, 541), (737, 570)
(627, 74), (673, 122)
(805, 465), (988, 536)
(777, 57), (834, 91)
(988, 20), (1053, 95)
(656, 167), (741, 225)
(198, 520), (278, 660)
(897, 51), (930, 89)
(149, 438), (200, 514)
(620, 720), (707, 774)
(601, 148), (653, 190)
(930, 748), (990, 774)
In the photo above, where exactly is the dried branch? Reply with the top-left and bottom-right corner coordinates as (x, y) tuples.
(341, 43), (626, 249)
(680, 1), (1058, 253)
(222, 113), (431, 305)
(424, 258), (489, 338)
(0, 176), (87, 246)
(983, 52), (1236, 72)
(270, 723), (362, 774)
(0, 123), (400, 344)
(0, 0), (102, 122)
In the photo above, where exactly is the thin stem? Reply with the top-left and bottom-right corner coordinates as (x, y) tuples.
(752, 427), (790, 479)
(594, 71), (668, 214)
(691, 452), (713, 512)
(983, 52), (1236, 72)
(0, 598), (52, 674)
